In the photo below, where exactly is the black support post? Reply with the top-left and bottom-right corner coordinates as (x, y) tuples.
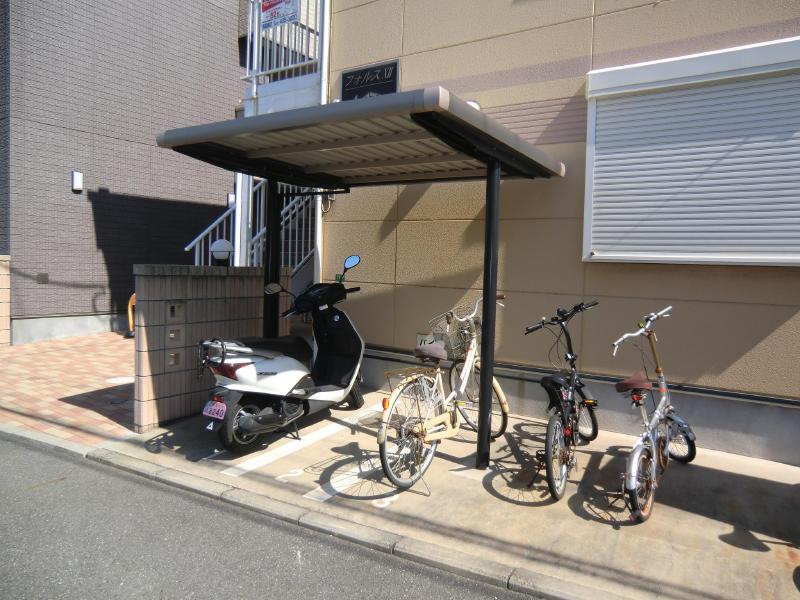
(263, 179), (281, 338)
(477, 159), (501, 469)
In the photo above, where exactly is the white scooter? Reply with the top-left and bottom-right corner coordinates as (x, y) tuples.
(198, 255), (365, 453)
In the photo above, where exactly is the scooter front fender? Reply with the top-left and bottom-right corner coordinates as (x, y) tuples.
(625, 437), (653, 491)
(667, 413), (696, 441)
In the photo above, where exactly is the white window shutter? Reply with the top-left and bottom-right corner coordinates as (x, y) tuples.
(586, 71), (800, 265)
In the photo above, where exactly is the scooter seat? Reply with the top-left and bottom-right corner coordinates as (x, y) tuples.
(236, 336), (313, 365)
(414, 342), (447, 362)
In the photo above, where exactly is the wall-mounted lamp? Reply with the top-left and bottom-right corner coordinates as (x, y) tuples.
(210, 239), (234, 266)
(71, 171), (83, 193)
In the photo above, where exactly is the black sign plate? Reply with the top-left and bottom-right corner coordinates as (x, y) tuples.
(341, 60), (399, 101)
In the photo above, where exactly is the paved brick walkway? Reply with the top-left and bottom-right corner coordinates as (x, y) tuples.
(0, 332), (134, 446)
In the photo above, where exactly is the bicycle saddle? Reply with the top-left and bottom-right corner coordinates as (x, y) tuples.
(615, 370), (653, 392)
(414, 342), (447, 362)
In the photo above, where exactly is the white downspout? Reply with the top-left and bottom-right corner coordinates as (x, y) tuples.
(314, 0), (331, 284)
(233, 172), (251, 266)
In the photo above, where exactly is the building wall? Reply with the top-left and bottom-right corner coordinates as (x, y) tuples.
(324, 0), (800, 399)
(0, 256), (9, 345)
(6, 0), (243, 331)
(0, 0), (10, 257)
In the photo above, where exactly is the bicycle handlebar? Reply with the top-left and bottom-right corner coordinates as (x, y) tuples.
(611, 305), (672, 356)
(451, 295), (506, 324)
(524, 300), (599, 335)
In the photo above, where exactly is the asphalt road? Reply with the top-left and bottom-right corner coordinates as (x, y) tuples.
(0, 435), (528, 600)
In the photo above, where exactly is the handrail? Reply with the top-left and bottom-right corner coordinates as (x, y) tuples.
(184, 204), (235, 252)
(292, 250), (314, 275)
(242, 60), (320, 81)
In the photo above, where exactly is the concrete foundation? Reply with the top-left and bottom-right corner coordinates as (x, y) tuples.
(11, 312), (127, 345)
(361, 349), (800, 467)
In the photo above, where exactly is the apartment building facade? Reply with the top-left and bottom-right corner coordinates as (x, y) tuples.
(314, 0), (800, 462)
(0, 0), (245, 344)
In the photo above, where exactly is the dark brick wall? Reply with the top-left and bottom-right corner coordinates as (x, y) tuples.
(7, 0), (243, 317)
(0, 0), (9, 256)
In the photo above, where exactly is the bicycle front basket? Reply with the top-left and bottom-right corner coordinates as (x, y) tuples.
(428, 311), (471, 361)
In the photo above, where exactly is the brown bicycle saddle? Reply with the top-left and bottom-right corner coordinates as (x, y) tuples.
(615, 370), (653, 392)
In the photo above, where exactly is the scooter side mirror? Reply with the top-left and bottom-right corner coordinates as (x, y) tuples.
(343, 255), (360, 270)
(264, 283), (284, 295)
(337, 255), (361, 282)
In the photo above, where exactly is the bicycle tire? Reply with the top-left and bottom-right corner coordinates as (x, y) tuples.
(448, 360), (508, 439)
(379, 376), (439, 489)
(627, 447), (655, 523)
(577, 403), (598, 442)
(544, 413), (569, 500)
(668, 432), (696, 464)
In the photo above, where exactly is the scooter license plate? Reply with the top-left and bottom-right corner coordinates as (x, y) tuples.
(202, 401), (227, 420)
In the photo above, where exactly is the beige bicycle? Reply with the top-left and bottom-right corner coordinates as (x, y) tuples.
(377, 295), (509, 489)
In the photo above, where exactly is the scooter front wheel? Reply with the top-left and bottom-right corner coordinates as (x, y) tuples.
(348, 384), (365, 409)
(219, 401), (264, 454)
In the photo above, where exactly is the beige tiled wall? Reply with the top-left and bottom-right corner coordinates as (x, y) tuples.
(133, 265), (264, 433)
(325, 1), (800, 398)
(0, 256), (9, 346)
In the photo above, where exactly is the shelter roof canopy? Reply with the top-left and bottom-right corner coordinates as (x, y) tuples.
(157, 87), (565, 190)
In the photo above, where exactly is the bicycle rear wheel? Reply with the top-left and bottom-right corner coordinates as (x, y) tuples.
(449, 360), (508, 439)
(626, 447), (655, 523)
(577, 403), (598, 442)
(544, 413), (569, 500)
(379, 376), (439, 489)
(668, 431), (696, 463)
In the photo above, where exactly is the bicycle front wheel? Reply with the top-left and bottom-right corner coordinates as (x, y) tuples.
(627, 447), (656, 523)
(379, 376), (439, 489)
(449, 361), (508, 439)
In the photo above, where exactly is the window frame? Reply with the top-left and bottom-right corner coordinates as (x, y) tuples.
(583, 36), (800, 266)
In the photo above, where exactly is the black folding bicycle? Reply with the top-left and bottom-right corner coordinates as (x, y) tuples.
(525, 301), (600, 500)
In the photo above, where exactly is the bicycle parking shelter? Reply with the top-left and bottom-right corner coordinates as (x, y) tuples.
(157, 86), (565, 469)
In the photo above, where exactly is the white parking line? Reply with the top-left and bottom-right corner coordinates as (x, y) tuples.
(303, 455), (383, 502)
(220, 404), (381, 477)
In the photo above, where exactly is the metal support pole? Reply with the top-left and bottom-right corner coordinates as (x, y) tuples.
(263, 179), (281, 337)
(476, 159), (501, 470)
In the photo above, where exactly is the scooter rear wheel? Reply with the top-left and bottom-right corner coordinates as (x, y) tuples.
(219, 401), (264, 454)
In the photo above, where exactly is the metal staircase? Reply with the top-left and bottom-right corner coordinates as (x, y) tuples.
(184, 182), (316, 277)
(184, 0), (329, 287)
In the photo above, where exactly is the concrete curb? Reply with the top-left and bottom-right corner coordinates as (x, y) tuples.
(87, 448), (165, 479)
(221, 487), (309, 526)
(393, 537), (513, 589)
(509, 567), (615, 600)
(0, 423), (93, 457)
(0, 424), (632, 600)
(299, 511), (401, 554)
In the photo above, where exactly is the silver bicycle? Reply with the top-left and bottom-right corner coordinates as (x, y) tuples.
(612, 306), (697, 522)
